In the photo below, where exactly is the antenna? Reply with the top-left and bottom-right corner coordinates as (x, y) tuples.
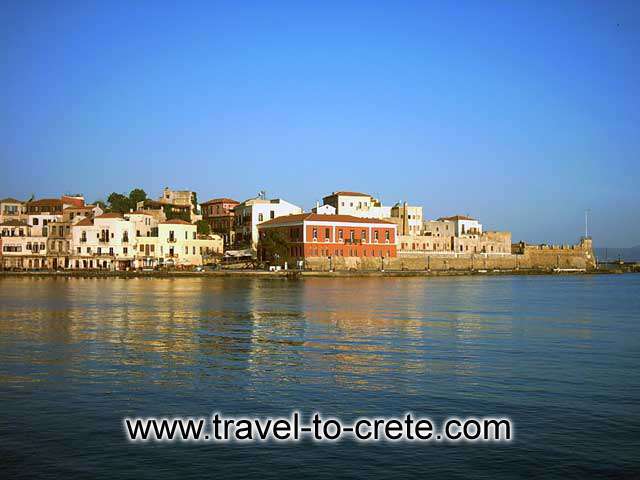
(585, 209), (591, 238)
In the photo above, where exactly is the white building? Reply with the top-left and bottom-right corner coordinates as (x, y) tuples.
(70, 213), (136, 270)
(436, 215), (482, 237)
(234, 197), (303, 249)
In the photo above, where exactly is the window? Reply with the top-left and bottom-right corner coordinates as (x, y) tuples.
(374, 231), (379, 242)
(193, 232), (196, 240)
(361, 230), (366, 241)
(193, 246), (196, 255)
(258, 213), (264, 222)
(385, 230), (390, 242)
(123, 247), (128, 254)
(109, 247), (114, 255)
(185, 246), (188, 254)
(325, 228), (330, 241)
(33, 218), (39, 225)
(185, 231), (188, 239)
(97, 247), (101, 255)
(338, 230), (343, 241)
(270, 211), (275, 219)
(350, 230), (355, 242)
(312, 228), (318, 240)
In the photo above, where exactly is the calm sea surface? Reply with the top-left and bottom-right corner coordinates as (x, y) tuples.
(1, 275), (639, 479)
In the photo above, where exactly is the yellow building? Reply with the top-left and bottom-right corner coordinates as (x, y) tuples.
(135, 219), (222, 268)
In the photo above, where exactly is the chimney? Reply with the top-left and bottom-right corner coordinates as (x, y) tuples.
(403, 201), (409, 236)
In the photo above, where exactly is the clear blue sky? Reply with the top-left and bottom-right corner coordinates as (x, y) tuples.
(2, 1), (639, 247)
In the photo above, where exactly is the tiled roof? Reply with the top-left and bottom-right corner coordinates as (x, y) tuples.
(325, 191), (371, 197)
(95, 213), (124, 219)
(61, 196), (84, 208)
(201, 198), (239, 205)
(0, 197), (23, 203)
(27, 198), (63, 206)
(160, 219), (191, 225)
(63, 205), (95, 211)
(258, 212), (395, 227)
(75, 218), (94, 226)
(125, 210), (153, 216)
(0, 219), (29, 227)
(437, 215), (476, 221)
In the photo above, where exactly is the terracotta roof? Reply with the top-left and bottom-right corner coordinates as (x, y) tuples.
(324, 191), (371, 197)
(201, 198), (239, 205)
(437, 215), (476, 221)
(0, 197), (23, 203)
(95, 213), (124, 219)
(64, 205), (95, 211)
(75, 218), (94, 226)
(27, 198), (63, 206)
(160, 219), (191, 225)
(0, 219), (29, 227)
(258, 212), (396, 227)
(61, 196), (84, 208)
(125, 210), (153, 216)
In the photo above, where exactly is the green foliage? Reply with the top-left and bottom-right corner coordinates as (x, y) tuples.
(259, 231), (290, 264)
(107, 192), (130, 213)
(106, 188), (148, 213)
(164, 205), (191, 222)
(196, 220), (211, 235)
(128, 188), (147, 206)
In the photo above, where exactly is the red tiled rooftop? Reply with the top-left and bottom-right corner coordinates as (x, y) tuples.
(160, 219), (191, 225)
(94, 213), (124, 219)
(201, 198), (239, 205)
(258, 213), (395, 227)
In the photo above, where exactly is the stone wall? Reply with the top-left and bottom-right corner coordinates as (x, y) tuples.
(304, 238), (596, 272)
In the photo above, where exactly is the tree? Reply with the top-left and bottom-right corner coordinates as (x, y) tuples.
(107, 192), (130, 213)
(128, 188), (147, 207)
(259, 231), (290, 265)
(196, 220), (211, 235)
(164, 205), (191, 222)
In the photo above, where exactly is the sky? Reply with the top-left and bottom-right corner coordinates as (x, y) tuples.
(1, 1), (639, 247)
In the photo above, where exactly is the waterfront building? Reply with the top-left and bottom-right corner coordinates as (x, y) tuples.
(257, 213), (397, 263)
(200, 198), (239, 246)
(234, 196), (303, 249)
(0, 198), (25, 224)
(134, 219), (223, 269)
(0, 220), (47, 269)
(70, 213), (136, 270)
(46, 205), (103, 269)
(398, 215), (510, 255)
(124, 211), (159, 238)
(389, 202), (423, 236)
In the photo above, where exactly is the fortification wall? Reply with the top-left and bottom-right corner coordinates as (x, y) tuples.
(304, 238), (596, 272)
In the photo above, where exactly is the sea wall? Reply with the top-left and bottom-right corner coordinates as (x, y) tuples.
(304, 238), (596, 272)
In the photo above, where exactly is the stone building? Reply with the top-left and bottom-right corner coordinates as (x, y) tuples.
(200, 197), (239, 246)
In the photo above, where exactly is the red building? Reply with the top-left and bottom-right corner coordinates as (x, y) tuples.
(257, 213), (397, 261)
(200, 198), (239, 246)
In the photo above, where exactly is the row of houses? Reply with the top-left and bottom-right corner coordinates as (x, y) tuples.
(0, 188), (511, 270)
(0, 195), (222, 270)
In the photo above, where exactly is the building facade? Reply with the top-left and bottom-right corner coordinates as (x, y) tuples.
(200, 198), (239, 246)
(321, 191), (391, 218)
(257, 213), (397, 263)
(234, 197), (303, 249)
